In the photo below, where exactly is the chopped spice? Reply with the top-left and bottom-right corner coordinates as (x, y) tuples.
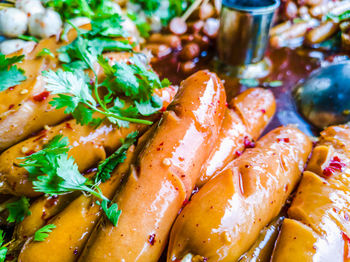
(243, 136), (255, 148)
(33, 91), (50, 102)
(148, 234), (156, 246)
(323, 156), (346, 178)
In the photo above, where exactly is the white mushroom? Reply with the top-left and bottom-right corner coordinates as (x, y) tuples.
(0, 39), (36, 55)
(0, 8), (28, 38)
(16, 0), (45, 16)
(28, 9), (62, 39)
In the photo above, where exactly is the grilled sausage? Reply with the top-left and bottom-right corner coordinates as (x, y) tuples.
(78, 70), (226, 261)
(0, 85), (177, 197)
(167, 126), (312, 262)
(271, 125), (350, 262)
(305, 20), (339, 45)
(197, 88), (275, 187)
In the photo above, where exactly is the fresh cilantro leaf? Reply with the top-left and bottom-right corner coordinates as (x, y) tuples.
(89, 14), (126, 37)
(34, 224), (56, 241)
(18, 34), (39, 43)
(20, 135), (108, 201)
(19, 135), (70, 179)
(6, 196), (31, 223)
(239, 78), (259, 87)
(95, 131), (138, 183)
(0, 53), (27, 92)
(127, 12), (151, 38)
(98, 200), (121, 226)
(36, 48), (55, 58)
(0, 230), (7, 262)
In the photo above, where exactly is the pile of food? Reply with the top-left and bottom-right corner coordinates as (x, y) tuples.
(0, 0), (349, 261)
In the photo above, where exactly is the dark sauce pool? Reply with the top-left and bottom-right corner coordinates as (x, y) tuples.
(152, 45), (348, 137)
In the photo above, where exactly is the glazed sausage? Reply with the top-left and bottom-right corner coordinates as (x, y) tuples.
(0, 51), (134, 152)
(270, 20), (318, 48)
(78, 70), (226, 261)
(18, 145), (137, 262)
(167, 126), (312, 262)
(197, 88), (275, 187)
(305, 20), (339, 45)
(0, 85), (177, 197)
(271, 125), (350, 262)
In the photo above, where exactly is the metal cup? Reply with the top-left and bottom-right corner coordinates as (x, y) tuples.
(217, 0), (280, 66)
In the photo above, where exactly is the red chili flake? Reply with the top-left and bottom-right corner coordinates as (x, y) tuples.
(342, 232), (350, 260)
(244, 136), (255, 148)
(178, 157), (185, 161)
(33, 91), (50, 102)
(25, 150), (36, 156)
(41, 211), (47, 220)
(160, 106), (167, 112)
(225, 102), (228, 107)
(148, 234), (156, 246)
(44, 195), (58, 208)
(65, 122), (72, 130)
(323, 156), (346, 178)
(260, 109), (266, 114)
(277, 138), (290, 143)
(8, 104), (15, 110)
(8, 86), (16, 90)
(235, 151), (242, 157)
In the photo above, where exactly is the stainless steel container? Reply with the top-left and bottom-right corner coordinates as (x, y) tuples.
(217, 0), (280, 66)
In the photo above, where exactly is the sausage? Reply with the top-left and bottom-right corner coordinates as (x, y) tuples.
(197, 88), (276, 187)
(78, 70), (226, 261)
(305, 20), (339, 45)
(0, 84), (177, 197)
(18, 145), (137, 262)
(167, 126), (312, 262)
(271, 125), (350, 262)
(270, 20), (318, 48)
(0, 51), (134, 152)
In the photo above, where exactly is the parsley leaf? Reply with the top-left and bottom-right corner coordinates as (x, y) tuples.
(6, 196), (31, 223)
(0, 53), (27, 92)
(327, 10), (350, 23)
(18, 34), (39, 43)
(95, 131), (138, 183)
(0, 230), (7, 262)
(98, 200), (121, 227)
(34, 224), (56, 241)
(127, 12), (151, 38)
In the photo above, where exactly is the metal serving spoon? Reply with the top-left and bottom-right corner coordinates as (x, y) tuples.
(293, 62), (350, 129)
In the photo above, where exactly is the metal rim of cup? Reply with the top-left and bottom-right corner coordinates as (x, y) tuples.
(223, 0), (280, 14)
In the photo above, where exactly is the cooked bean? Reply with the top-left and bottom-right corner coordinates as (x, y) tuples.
(193, 34), (210, 50)
(189, 20), (205, 34)
(180, 60), (196, 74)
(303, 0), (322, 6)
(144, 44), (172, 58)
(179, 43), (200, 61)
(199, 3), (215, 20)
(203, 18), (220, 39)
(169, 17), (187, 35)
(149, 33), (182, 49)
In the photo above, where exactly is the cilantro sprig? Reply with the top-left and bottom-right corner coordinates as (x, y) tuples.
(97, 200), (121, 226)
(34, 224), (56, 242)
(0, 231), (7, 262)
(6, 196), (31, 223)
(95, 131), (138, 183)
(0, 53), (27, 92)
(19, 135), (108, 201)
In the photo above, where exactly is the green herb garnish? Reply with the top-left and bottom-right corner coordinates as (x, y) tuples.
(0, 53), (27, 92)
(6, 196), (31, 223)
(34, 224), (56, 241)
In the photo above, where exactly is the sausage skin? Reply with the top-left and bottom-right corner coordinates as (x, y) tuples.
(0, 85), (177, 197)
(167, 126), (312, 262)
(78, 70), (226, 261)
(197, 88), (275, 187)
(271, 125), (350, 262)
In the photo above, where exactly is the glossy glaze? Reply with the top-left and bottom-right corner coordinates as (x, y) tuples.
(272, 125), (350, 262)
(18, 146), (136, 262)
(197, 88), (276, 187)
(78, 70), (226, 261)
(167, 126), (312, 262)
